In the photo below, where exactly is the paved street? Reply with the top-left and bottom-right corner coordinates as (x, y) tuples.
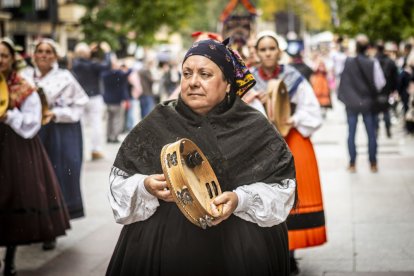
(3, 97), (414, 276)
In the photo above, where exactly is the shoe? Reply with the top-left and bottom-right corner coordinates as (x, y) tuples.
(386, 128), (392, 138)
(42, 239), (56, 251)
(4, 266), (16, 276)
(370, 163), (378, 173)
(91, 151), (104, 161)
(289, 256), (300, 275)
(3, 259), (16, 276)
(4, 246), (17, 276)
(347, 164), (356, 173)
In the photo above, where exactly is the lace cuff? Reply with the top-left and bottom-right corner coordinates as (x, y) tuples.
(108, 166), (159, 225)
(233, 179), (296, 227)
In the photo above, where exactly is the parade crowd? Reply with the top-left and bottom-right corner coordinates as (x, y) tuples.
(1, 30), (414, 276)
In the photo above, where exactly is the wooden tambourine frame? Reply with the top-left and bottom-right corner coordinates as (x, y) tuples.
(0, 74), (8, 117)
(160, 138), (222, 229)
(37, 87), (51, 125)
(265, 79), (292, 137)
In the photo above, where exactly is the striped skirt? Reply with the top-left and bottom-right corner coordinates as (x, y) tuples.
(285, 128), (327, 250)
(0, 124), (70, 245)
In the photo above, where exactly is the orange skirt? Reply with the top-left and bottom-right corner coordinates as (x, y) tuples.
(310, 73), (332, 108)
(285, 128), (327, 250)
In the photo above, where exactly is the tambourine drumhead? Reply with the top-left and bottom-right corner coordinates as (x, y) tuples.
(265, 79), (291, 137)
(0, 74), (8, 117)
(160, 138), (223, 229)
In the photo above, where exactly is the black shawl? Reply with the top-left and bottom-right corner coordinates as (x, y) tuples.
(114, 96), (294, 190)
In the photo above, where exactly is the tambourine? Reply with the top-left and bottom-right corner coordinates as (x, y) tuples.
(0, 73), (8, 117)
(265, 79), (292, 137)
(37, 87), (50, 125)
(160, 138), (223, 229)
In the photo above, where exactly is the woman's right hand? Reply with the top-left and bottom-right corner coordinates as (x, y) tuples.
(242, 90), (267, 104)
(144, 174), (174, 202)
(242, 90), (259, 104)
(257, 91), (269, 104)
(0, 113), (7, 123)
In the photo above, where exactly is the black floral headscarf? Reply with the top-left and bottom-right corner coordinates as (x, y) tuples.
(183, 38), (256, 98)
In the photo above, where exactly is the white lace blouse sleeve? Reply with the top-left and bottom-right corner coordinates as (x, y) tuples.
(4, 92), (42, 139)
(52, 71), (89, 123)
(108, 166), (159, 225)
(233, 179), (296, 227)
(290, 80), (323, 137)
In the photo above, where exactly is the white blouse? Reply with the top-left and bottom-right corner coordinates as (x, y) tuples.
(108, 166), (296, 227)
(289, 80), (323, 137)
(21, 65), (88, 123)
(249, 80), (322, 138)
(5, 92), (42, 139)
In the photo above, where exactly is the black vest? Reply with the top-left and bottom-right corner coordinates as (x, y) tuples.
(338, 54), (376, 112)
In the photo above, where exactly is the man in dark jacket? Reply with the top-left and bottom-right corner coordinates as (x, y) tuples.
(72, 42), (112, 160)
(101, 61), (131, 143)
(337, 34), (385, 173)
(375, 43), (399, 138)
(138, 59), (155, 118)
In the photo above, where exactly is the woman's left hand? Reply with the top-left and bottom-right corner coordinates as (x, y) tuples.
(210, 191), (238, 226)
(42, 110), (55, 124)
(284, 116), (294, 126)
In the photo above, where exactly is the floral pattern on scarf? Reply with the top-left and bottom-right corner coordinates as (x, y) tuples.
(8, 71), (35, 109)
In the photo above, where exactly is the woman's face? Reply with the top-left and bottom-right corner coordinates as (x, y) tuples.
(256, 37), (281, 69)
(34, 43), (57, 72)
(181, 55), (230, 116)
(0, 43), (14, 75)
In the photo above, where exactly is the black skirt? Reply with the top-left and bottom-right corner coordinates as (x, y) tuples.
(106, 201), (290, 276)
(38, 121), (84, 219)
(0, 124), (70, 246)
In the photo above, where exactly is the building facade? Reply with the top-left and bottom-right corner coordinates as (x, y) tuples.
(0, 0), (85, 56)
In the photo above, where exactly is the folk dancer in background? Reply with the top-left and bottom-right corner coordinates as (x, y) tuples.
(21, 38), (88, 249)
(0, 37), (70, 275)
(243, 30), (326, 275)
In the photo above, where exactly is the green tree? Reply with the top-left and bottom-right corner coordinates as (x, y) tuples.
(76, 0), (196, 49)
(335, 0), (414, 42)
(180, 0), (228, 47)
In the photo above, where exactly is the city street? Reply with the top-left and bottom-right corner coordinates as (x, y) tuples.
(3, 97), (414, 276)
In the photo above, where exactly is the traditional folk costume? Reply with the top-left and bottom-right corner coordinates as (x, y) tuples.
(251, 64), (327, 250)
(107, 39), (297, 276)
(21, 65), (89, 219)
(0, 72), (70, 245)
(310, 64), (332, 109)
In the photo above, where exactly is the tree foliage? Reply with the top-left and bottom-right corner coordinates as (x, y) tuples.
(335, 0), (414, 42)
(76, 0), (195, 49)
(179, 0), (228, 47)
(258, 0), (331, 31)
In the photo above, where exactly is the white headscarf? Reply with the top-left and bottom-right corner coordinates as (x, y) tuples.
(256, 30), (288, 52)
